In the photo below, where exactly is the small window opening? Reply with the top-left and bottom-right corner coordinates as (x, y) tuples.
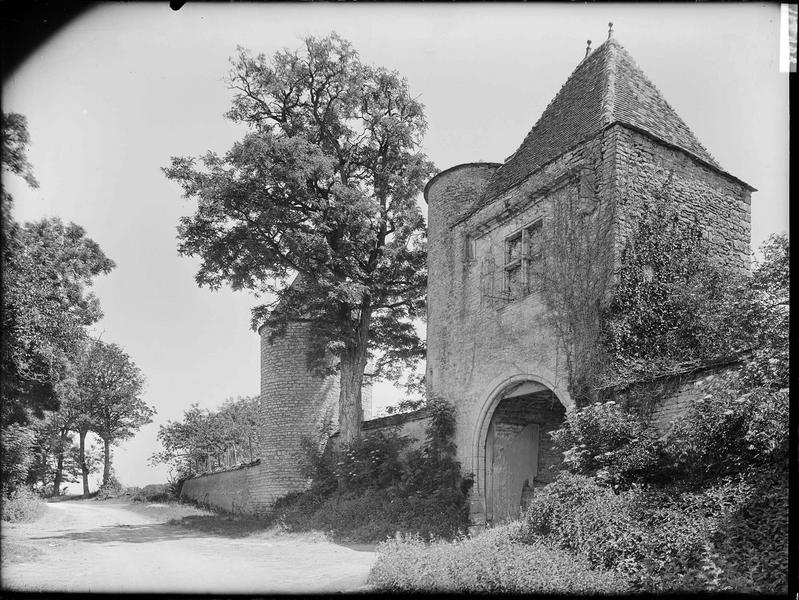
(504, 220), (543, 301)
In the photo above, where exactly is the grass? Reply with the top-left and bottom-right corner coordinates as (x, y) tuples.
(367, 522), (630, 593)
(0, 540), (44, 565)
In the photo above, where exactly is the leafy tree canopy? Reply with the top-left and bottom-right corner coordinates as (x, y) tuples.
(164, 34), (436, 441)
(151, 396), (261, 479)
(1, 112), (115, 425)
(76, 339), (154, 485)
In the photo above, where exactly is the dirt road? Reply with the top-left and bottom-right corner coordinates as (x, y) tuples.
(1, 499), (377, 594)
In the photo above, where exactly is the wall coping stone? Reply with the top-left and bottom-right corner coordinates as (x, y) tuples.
(185, 458), (262, 480)
(329, 406), (434, 438)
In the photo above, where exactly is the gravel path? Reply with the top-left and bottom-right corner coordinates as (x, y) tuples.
(1, 499), (376, 593)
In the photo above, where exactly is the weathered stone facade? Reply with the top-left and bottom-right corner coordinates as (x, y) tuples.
(425, 36), (753, 525)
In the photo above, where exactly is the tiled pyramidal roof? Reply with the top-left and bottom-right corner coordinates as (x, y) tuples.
(481, 37), (721, 203)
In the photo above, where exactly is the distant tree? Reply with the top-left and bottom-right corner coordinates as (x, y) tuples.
(25, 378), (86, 496)
(164, 34), (435, 443)
(77, 339), (153, 488)
(151, 404), (218, 478)
(151, 397), (262, 479)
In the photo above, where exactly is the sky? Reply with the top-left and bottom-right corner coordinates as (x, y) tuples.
(2, 3), (788, 489)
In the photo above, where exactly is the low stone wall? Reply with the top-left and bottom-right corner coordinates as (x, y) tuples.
(180, 408), (434, 516)
(180, 460), (271, 515)
(330, 407), (434, 452)
(644, 360), (741, 434)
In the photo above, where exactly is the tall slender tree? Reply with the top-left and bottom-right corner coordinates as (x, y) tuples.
(164, 34), (435, 442)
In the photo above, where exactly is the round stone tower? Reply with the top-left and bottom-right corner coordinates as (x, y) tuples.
(256, 320), (340, 506)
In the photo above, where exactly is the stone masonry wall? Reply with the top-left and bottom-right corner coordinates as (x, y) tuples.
(180, 409), (432, 516)
(253, 321), (340, 508)
(180, 460), (268, 515)
(610, 125), (752, 271)
(648, 364), (738, 434)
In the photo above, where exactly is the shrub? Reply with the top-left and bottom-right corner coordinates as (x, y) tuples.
(130, 483), (176, 503)
(0, 424), (36, 495)
(96, 474), (125, 500)
(710, 467), (788, 593)
(274, 398), (472, 542)
(367, 523), (629, 593)
(519, 473), (727, 592)
(665, 372), (788, 485)
(550, 401), (667, 488)
(1, 487), (46, 523)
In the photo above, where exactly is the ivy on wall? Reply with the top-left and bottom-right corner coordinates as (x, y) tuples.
(599, 196), (744, 388)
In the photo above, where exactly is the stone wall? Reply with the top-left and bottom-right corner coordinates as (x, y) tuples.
(610, 125), (752, 271)
(180, 409), (433, 516)
(647, 364), (739, 434)
(330, 407), (433, 452)
(180, 460), (270, 515)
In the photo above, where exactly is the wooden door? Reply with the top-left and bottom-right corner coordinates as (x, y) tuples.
(487, 422), (539, 522)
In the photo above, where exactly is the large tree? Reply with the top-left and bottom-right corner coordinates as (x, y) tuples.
(77, 339), (153, 488)
(2, 114), (114, 426)
(2, 113), (114, 498)
(164, 34), (435, 442)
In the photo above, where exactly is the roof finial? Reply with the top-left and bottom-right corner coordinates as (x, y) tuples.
(608, 22), (614, 39)
(584, 40), (592, 58)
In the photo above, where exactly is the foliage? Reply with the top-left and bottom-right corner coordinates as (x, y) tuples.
(665, 372), (787, 485)
(129, 483), (177, 504)
(1, 112), (39, 190)
(518, 468), (787, 593)
(0, 423), (36, 494)
(163, 33), (436, 442)
(367, 524), (629, 593)
(601, 196), (747, 386)
(709, 467), (789, 593)
(519, 474), (720, 592)
(26, 418), (103, 495)
(534, 170), (616, 401)
(151, 396), (262, 479)
(2, 217), (115, 425)
(76, 339), (153, 484)
(95, 473), (125, 500)
(550, 400), (666, 489)
(1, 487), (46, 523)
(273, 399), (471, 542)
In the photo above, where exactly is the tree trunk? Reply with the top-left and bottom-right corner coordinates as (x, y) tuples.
(102, 437), (111, 485)
(79, 427), (90, 497)
(337, 344), (368, 446)
(52, 429), (68, 497)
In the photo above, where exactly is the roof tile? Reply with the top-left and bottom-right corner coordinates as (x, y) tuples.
(478, 38), (722, 208)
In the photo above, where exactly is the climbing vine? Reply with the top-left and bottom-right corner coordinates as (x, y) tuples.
(538, 175), (750, 404)
(600, 197), (744, 387)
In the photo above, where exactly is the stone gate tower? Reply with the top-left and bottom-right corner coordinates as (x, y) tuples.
(424, 34), (754, 525)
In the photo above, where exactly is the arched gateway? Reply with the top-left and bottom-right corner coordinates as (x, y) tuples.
(472, 375), (569, 524)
